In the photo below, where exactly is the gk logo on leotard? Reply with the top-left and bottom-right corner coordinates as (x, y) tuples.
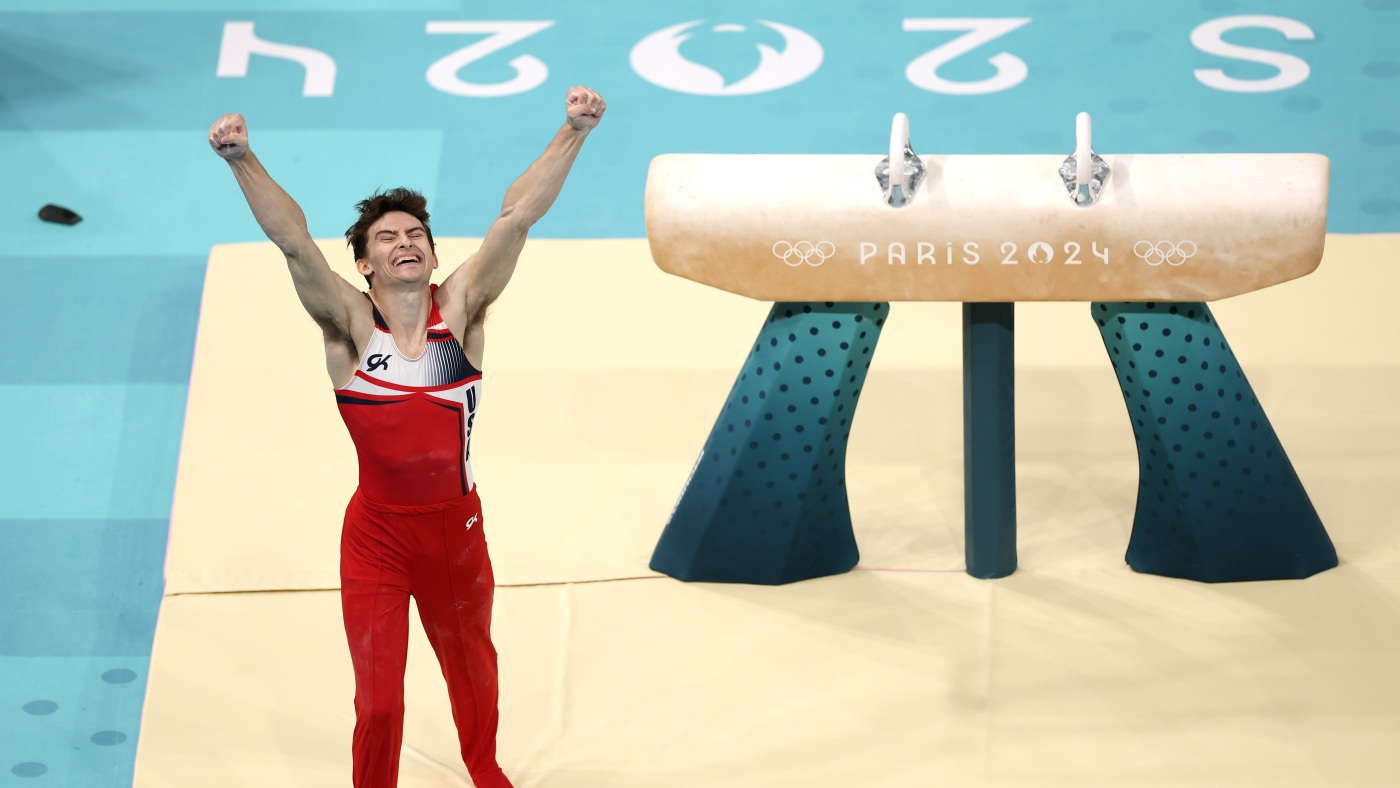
(465, 514), (479, 531)
(366, 353), (390, 372)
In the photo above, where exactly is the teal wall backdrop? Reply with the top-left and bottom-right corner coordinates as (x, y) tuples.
(1, 1), (1397, 784)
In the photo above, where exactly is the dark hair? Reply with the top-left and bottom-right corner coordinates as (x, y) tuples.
(344, 187), (436, 288)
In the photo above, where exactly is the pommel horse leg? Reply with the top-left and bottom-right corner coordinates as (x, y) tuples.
(1092, 302), (1338, 581)
(649, 302), (888, 585)
(964, 303), (1017, 578)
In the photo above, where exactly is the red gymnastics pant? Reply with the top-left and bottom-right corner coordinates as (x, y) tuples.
(340, 488), (513, 788)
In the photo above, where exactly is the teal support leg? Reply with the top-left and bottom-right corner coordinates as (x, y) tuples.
(963, 303), (1018, 579)
(1092, 302), (1337, 582)
(650, 302), (887, 585)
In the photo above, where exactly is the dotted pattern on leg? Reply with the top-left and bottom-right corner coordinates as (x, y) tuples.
(651, 302), (887, 584)
(1093, 301), (1337, 581)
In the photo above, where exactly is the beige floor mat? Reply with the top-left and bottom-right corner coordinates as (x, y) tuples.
(137, 563), (1400, 787)
(140, 234), (1400, 786)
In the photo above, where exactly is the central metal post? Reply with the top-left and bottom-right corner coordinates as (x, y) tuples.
(962, 302), (1017, 578)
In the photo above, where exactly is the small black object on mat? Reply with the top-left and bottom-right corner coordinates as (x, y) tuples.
(39, 204), (82, 225)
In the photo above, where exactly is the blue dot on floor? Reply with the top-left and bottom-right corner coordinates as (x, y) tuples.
(91, 730), (129, 746)
(22, 700), (58, 716)
(1363, 61), (1400, 77)
(1362, 129), (1400, 146)
(1362, 199), (1400, 216)
(101, 669), (137, 684)
(1282, 96), (1323, 113)
(1196, 130), (1236, 147)
(1112, 31), (1150, 46)
(11, 763), (48, 778)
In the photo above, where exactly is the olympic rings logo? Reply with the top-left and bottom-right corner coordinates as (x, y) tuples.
(772, 240), (836, 267)
(1134, 240), (1197, 266)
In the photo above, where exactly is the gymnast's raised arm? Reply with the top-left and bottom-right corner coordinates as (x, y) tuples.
(209, 114), (367, 379)
(209, 114), (360, 330)
(437, 86), (607, 336)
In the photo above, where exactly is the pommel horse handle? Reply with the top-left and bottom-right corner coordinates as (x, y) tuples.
(889, 113), (909, 192)
(886, 112), (913, 208)
(1076, 112), (1093, 186)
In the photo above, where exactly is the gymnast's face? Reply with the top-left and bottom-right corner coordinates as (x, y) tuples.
(356, 211), (439, 287)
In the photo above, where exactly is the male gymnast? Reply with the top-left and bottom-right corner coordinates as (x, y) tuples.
(209, 85), (606, 788)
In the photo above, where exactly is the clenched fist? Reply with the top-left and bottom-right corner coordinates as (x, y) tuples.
(565, 86), (606, 132)
(208, 113), (249, 160)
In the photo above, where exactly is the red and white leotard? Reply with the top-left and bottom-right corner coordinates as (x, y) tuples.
(335, 284), (482, 505)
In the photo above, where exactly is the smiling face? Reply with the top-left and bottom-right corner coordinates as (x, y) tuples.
(355, 211), (439, 288)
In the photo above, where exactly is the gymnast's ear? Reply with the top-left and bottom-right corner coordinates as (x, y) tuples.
(355, 257), (376, 284)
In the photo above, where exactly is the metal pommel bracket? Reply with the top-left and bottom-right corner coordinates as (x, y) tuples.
(876, 112), (925, 207)
(1060, 111), (1110, 207)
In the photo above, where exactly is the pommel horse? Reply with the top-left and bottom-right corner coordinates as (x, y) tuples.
(645, 113), (1337, 585)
